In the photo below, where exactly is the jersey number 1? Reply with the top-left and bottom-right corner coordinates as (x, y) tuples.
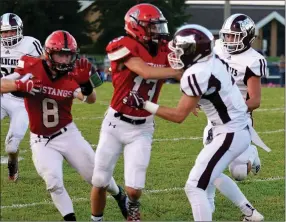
(42, 98), (59, 128)
(133, 76), (158, 101)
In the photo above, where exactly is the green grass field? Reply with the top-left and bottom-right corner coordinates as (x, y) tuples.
(1, 83), (285, 221)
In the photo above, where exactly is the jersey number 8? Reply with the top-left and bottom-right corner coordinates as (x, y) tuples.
(42, 98), (59, 128)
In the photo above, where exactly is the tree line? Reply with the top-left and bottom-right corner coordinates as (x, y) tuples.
(0, 0), (187, 54)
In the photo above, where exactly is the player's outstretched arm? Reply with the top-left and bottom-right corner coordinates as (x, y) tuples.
(123, 91), (200, 123)
(124, 57), (183, 80)
(0, 78), (18, 93)
(74, 89), (96, 104)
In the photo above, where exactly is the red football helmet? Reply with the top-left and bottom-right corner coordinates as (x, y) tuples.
(124, 3), (169, 43)
(44, 30), (79, 74)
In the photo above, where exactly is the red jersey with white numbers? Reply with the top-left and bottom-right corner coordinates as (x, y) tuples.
(106, 36), (170, 117)
(14, 55), (79, 135)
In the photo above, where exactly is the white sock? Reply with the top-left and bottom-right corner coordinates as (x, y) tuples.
(106, 177), (119, 195)
(185, 184), (212, 221)
(214, 174), (253, 215)
(248, 145), (258, 165)
(91, 214), (103, 221)
(206, 183), (216, 213)
(50, 187), (74, 217)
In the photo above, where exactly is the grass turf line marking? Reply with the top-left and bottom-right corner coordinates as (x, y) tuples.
(1, 177), (284, 209)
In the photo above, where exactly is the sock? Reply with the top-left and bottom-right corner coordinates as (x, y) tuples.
(214, 174), (253, 215)
(106, 177), (119, 195)
(206, 183), (216, 213)
(91, 214), (103, 221)
(50, 187), (74, 217)
(63, 213), (76, 221)
(248, 145), (258, 165)
(240, 203), (255, 216)
(185, 184), (212, 221)
(112, 186), (122, 200)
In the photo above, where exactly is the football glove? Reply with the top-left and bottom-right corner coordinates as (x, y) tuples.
(123, 90), (145, 109)
(70, 58), (91, 84)
(15, 75), (42, 95)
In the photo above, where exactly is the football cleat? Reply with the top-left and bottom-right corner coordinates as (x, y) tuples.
(112, 185), (128, 219)
(127, 201), (140, 221)
(8, 159), (19, 181)
(243, 209), (264, 221)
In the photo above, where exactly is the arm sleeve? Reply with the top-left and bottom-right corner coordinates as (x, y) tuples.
(2, 73), (21, 80)
(180, 71), (209, 97)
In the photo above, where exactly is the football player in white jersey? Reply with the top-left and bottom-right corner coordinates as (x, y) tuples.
(212, 14), (267, 181)
(195, 13), (269, 222)
(0, 13), (43, 181)
(123, 24), (266, 221)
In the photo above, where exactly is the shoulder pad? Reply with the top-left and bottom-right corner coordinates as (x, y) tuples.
(106, 36), (138, 61)
(21, 36), (43, 56)
(180, 66), (210, 97)
(15, 55), (42, 75)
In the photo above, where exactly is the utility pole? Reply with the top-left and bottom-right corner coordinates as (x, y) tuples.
(224, 0), (231, 20)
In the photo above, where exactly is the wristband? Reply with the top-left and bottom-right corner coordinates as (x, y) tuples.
(144, 101), (159, 114)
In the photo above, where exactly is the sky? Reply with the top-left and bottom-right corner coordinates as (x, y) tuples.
(185, 1), (285, 5)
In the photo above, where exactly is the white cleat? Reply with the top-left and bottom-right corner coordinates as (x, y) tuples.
(243, 209), (264, 221)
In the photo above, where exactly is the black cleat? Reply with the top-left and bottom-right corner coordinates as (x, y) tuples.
(8, 159), (19, 182)
(112, 185), (127, 219)
(127, 200), (140, 221)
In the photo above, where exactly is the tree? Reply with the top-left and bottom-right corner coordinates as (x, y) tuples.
(0, 0), (92, 48)
(90, 0), (188, 53)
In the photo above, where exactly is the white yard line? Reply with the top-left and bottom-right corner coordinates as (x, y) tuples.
(1, 176), (283, 209)
(89, 129), (284, 146)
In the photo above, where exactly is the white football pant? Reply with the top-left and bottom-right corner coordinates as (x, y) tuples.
(1, 95), (29, 154)
(30, 122), (118, 217)
(92, 107), (154, 189)
(203, 117), (259, 180)
(185, 127), (251, 221)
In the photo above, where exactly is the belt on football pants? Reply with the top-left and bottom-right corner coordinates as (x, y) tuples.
(37, 127), (67, 146)
(114, 112), (146, 125)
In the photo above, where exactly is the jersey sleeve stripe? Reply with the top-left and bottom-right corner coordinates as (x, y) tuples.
(35, 40), (43, 51)
(192, 74), (202, 95)
(262, 59), (266, 76)
(33, 41), (42, 56)
(259, 59), (266, 77)
(107, 46), (131, 61)
(259, 59), (262, 76)
(187, 75), (197, 96)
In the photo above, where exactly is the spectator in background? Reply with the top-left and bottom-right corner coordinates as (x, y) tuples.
(104, 55), (112, 81)
(279, 54), (285, 87)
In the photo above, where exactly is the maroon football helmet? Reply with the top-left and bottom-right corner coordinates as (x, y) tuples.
(168, 24), (214, 69)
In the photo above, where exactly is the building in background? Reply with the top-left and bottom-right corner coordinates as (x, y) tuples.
(185, 4), (285, 57)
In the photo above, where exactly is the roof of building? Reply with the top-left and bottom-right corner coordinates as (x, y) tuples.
(78, 0), (94, 13)
(185, 4), (285, 34)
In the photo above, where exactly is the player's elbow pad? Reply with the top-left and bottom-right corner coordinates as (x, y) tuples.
(80, 81), (93, 96)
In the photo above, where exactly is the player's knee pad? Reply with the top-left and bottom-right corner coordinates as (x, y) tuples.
(45, 175), (64, 193)
(184, 183), (207, 203)
(5, 136), (21, 154)
(91, 171), (111, 188)
(229, 163), (248, 181)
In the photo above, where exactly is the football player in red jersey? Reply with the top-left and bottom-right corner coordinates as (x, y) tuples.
(90, 3), (182, 221)
(0, 30), (127, 221)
